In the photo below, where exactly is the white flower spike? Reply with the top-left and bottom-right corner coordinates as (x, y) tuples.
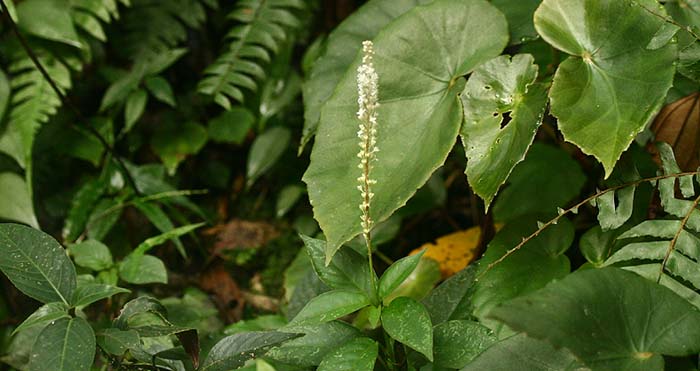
(356, 40), (379, 236)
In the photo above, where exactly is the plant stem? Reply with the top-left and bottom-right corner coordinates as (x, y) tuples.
(383, 328), (398, 371)
(364, 231), (378, 302)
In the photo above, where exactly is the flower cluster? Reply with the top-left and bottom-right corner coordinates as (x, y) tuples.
(356, 40), (379, 235)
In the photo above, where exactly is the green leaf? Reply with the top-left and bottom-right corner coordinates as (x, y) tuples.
(16, 0), (81, 48)
(493, 143), (586, 222)
(276, 185), (305, 218)
(460, 54), (547, 208)
(119, 254), (167, 284)
(132, 222), (203, 256)
(86, 197), (123, 241)
(95, 328), (140, 356)
(317, 337), (378, 371)
(432, 320), (496, 369)
(200, 331), (301, 371)
(301, 0), (432, 150)
(384, 257), (441, 303)
(489, 267), (700, 371)
(13, 302), (69, 336)
(472, 217), (573, 336)
(124, 89), (148, 133)
(132, 201), (186, 258)
(144, 76), (176, 106)
(462, 333), (586, 371)
(534, 0), (676, 176)
(289, 290), (370, 326)
(0, 172), (39, 228)
(62, 177), (106, 242)
(422, 265), (476, 325)
(596, 157), (641, 230)
(207, 107), (254, 144)
(69, 239), (113, 271)
(247, 126), (291, 187)
(381, 296), (433, 361)
(492, 0), (542, 44)
(114, 296), (168, 330)
(151, 122), (208, 175)
(304, 0), (509, 260)
(579, 225), (620, 266)
(0, 223), (76, 305)
(378, 250), (424, 300)
(27, 317), (95, 371)
(71, 283), (129, 308)
(302, 234), (373, 296)
(267, 321), (361, 367)
(0, 69), (9, 122)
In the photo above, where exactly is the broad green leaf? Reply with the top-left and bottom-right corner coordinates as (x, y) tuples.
(304, 0), (509, 261)
(207, 107), (254, 144)
(16, 0), (81, 48)
(623, 263), (700, 310)
(151, 122), (208, 175)
(200, 331), (300, 371)
(13, 302), (69, 335)
(534, 0), (676, 176)
(472, 217), (573, 336)
(489, 267), (700, 371)
(27, 317), (95, 371)
(247, 126), (291, 187)
(267, 321), (361, 367)
(0, 172), (39, 228)
(493, 144), (586, 222)
(378, 250), (424, 300)
(460, 54), (547, 208)
(95, 328), (140, 356)
(432, 320), (496, 369)
(492, 0), (541, 44)
(579, 225), (620, 266)
(0, 224), (76, 305)
(384, 256), (441, 303)
(301, 0), (432, 150)
(276, 185), (305, 218)
(381, 296), (433, 361)
(71, 283), (129, 308)
(114, 296), (168, 329)
(0, 69), (9, 122)
(69, 239), (113, 271)
(317, 337), (378, 371)
(119, 254), (167, 284)
(462, 333), (587, 371)
(144, 76), (176, 106)
(422, 265), (476, 325)
(302, 235), (373, 296)
(289, 290), (370, 326)
(124, 89), (148, 133)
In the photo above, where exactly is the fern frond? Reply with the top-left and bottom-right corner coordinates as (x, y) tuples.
(71, 0), (131, 42)
(0, 55), (71, 169)
(197, 0), (306, 109)
(115, 0), (214, 61)
(603, 143), (700, 307)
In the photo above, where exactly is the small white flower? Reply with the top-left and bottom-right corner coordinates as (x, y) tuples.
(356, 40), (379, 235)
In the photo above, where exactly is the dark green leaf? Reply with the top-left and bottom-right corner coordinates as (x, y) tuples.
(69, 240), (113, 271)
(114, 296), (168, 330)
(247, 126), (291, 187)
(207, 107), (255, 144)
(267, 321), (361, 367)
(95, 328), (140, 356)
(492, 0), (542, 44)
(71, 283), (129, 308)
(124, 89), (148, 133)
(151, 122), (208, 175)
(289, 289), (370, 326)
(62, 178), (106, 242)
(317, 337), (378, 371)
(302, 234), (373, 295)
(200, 331), (301, 371)
(0, 69), (9, 122)
(132, 201), (186, 258)
(381, 296), (433, 361)
(13, 302), (69, 336)
(432, 320), (496, 369)
(276, 185), (305, 218)
(0, 223), (76, 305)
(422, 265), (477, 325)
(27, 317), (95, 371)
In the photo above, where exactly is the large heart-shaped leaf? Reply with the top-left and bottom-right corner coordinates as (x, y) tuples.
(0, 223), (76, 305)
(489, 267), (700, 371)
(461, 54), (547, 208)
(27, 317), (95, 371)
(303, 0), (508, 260)
(301, 0), (432, 151)
(534, 0), (676, 176)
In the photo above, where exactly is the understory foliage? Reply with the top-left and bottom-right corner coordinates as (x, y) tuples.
(1, 0), (700, 370)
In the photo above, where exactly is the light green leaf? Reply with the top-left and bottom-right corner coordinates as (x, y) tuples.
(27, 317), (95, 371)
(0, 69), (9, 122)
(304, 0), (509, 261)
(0, 223), (76, 305)
(69, 239), (113, 271)
(200, 331), (301, 371)
(432, 320), (496, 369)
(489, 268), (700, 371)
(16, 0), (81, 48)
(144, 76), (176, 106)
(124, 89), (148, 133)
(247, 126), (291, 187)
(13, 302), (69, 336)
(267, 321), (361, 367)
(276, 185), (305, 218)
(317, 337), (378, 371)
(301, 0), (432, 150)
(0, 172), (39, 228)
(71, 283), (129, 308)
(384, 256), (441, 303)
(596, 157), (640, 230)
(302, 234), (373, 296)
(534, 0), (676, 176)
(151, 122), (208, 175)
(119, 254), (167, 284)
(461, 54), (547, 208)
(381, 296), (433, 361)
(378, 250), (423, 300)
(207, 107), (255, 144)
(492, 0), (542, 44)
(421, 265), (476, 325)
(95, 328), (140, 356)
(462, 333), (587, 371)
(133, 200), (187, 258)
(289, 290), (370, 326)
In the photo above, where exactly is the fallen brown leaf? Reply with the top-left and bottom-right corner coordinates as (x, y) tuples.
(204, 219), (279, 257)
(649, 93), (700, 171)
(199, 263), (243, 323)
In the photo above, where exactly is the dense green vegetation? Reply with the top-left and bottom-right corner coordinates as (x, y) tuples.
(1, 0), (700, 370)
